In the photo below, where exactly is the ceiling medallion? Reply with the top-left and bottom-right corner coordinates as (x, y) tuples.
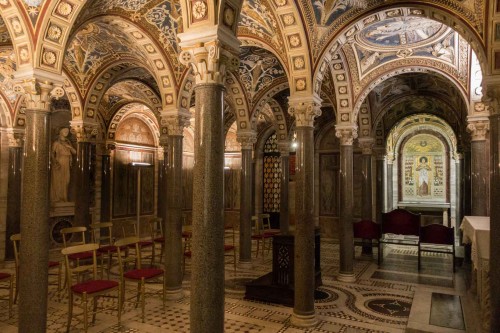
(23, 0), (42, 6)
(192, 1), (207, 20)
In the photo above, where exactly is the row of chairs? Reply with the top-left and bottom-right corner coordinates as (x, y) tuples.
(251, 213), (280, 258)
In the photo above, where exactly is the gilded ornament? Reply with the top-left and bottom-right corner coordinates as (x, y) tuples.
(11, 18), (23, 34)
(47, 25), (62, 41)
(296, 79), (306, 91)
(336, 74), (345, 81)
(155, 60), (164, 69)
(166, 95), (173, 104)
(293, 57), (305, 69)
(339, 86), (347, 94)
(192, 1), (207, 20)
(340, 99), (348, 107)
(56, 2), (72, 16)
(275, 0), (286, 6)
(19, 47), (29, 62)
(283, 14), (295, 25)
(289, 35), (300, 47)
(333, 63), (342, 70)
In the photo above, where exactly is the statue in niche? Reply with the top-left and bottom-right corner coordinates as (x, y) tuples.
(50, 127), (76, 203)
(416, 156), (431, 196)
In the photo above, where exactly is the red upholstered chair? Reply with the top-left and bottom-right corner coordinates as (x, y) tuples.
(418, 224), (455, 272)
(0, 271), (13, 318)
(115, 237), (165, 323)
(251, 216), (272, 258)
(90, 222), (120, 279)
(11, 233), (62, 303)
(61, 243), (121, 332)
(353, 220), (381, 260)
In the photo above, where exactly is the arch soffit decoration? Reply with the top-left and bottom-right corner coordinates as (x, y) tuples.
(387, 114), (458, 161)
(354, 66), (469, 122)
(313, 4), (486, 125)
(108, 102), (160, 147)
(250, 82), (289, 129)
(64, 15), (176, 109)
(0, 94), (13, 128)
(225, 71), (250, 132)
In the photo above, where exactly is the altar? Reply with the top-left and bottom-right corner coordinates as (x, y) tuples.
(461, 216), (490, 330)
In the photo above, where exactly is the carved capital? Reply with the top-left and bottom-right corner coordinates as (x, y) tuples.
(277, 141), (290, 156)
(96, 142), (115, 156)
(163, 114), (190, 136)
(466, 119), (490, 141)
(6, 129), (24, 148)
(179, 40), (239, 85)
(14, 79), (64, 111)
(358, 138), (375, 155)
(335, 125), (358, 146)
(159, 134), (169, 147)
(236, 131), (256, 150)
(288, 100), (322, 128)
(70, 120), (98, 143)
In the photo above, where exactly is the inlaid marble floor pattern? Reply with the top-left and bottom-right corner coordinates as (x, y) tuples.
(0, 239), (477, 332)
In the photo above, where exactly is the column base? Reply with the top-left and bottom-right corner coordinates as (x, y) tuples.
(165, 288), (184, 300)
(291, 312), (318, 328)
(238, 260), (253, 270)
(337, 272), (356, 283)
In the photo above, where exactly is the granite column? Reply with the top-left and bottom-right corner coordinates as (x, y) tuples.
(278, 141), (290, 235)
(375, 149), (385, 224)
(5, 130), (23, 260)
(288, 98), (321, 327)
(237, 131), (256, 266)
(18, 81), (62, 333)
(100, 144), (113, 223)
(164, 117), (189, 299)
(159, 136), (168, 234)
(467, 120), (490, 216)
(359, 138), (374, 256)
(386, 157), (394, 212)
(336, 126), (357, 282)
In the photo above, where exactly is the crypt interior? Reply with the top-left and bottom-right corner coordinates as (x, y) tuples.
(0, 0), (499, 332)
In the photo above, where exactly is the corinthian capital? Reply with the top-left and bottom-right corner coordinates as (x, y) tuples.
(288, 96), (322, 128)
(70, 120), (98, 143)
(13, 79), (65, 111)
(162, 114), (191, 136)
(236, 131), (256, 150)
(466, 118), (490, 141)
(335, 124), (358, 146)
(179, 40), (239, 85)
(6, 129), (24, 148)
(358, 137), (374, 154)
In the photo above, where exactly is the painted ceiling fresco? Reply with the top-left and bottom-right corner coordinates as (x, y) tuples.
(239, 0), (286, 65)
(239, 46), (286, 109)
(102, 81), (153, 109)
(298, 0), (485, 61)
(0, 15), (11, 45)
(64, 18), (152, 94)
(0, 48), (17, 105)
(74, 0), (182, 80)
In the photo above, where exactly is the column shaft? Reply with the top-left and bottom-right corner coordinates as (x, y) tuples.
(239, 148), (253, 264)
(160, 148), (168, 231)
(455, 158), (463, 240)
(361, 154), (372, 220)
(74, 141), (92, 227)
(5, 146), (22, 259)
(490, 113), (500, 331)
(190, 83), (225, 333)
(471, 140), (488, 215)
(293, 126), (315, 319)
(375, 158), (384, 223)
(279, 154), (290, 234)
(339, 144), (354, 279)
(165, 135), (184, 298)
(19, 109), (50, 333)
(157, 158), (165, 222)
(100, 154), (111, 222)
(386, 162), (394, 211)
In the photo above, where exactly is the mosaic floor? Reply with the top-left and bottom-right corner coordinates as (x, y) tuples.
(0, 239), (482, 332)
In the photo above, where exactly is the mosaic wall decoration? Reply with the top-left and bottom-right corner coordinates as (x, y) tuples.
(400, 134), (447, 202)
(263, 133), (281, 213)
(115, 117), (155, 146)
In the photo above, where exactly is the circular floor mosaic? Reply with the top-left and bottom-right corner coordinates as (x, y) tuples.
(365, 299), (411, 317)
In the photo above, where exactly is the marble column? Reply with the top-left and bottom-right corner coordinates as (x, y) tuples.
(164, 117), (188, 300)
(467, 121), (490, 216)
(237, 132), (256, 266)
(375, 149), (385, 224)
(71, 123), (95, 228)
(359, 138), (374, 256)
(489, 109), (500, 332)
(5, 131), (23, 260)
(288, 98), (321, 327)
(159, 135), (168, 233)
(455, 154), (463, 239)
(18, 81), (60, 333)
(100, 144), (113, 223)
(278, 141), (290, 235)
(336, 126), (357, 282)
(386, 157), (394, 212)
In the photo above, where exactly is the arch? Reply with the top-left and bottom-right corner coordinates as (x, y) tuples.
(250, 82), (289, 129)
(0, 93), (12, 128)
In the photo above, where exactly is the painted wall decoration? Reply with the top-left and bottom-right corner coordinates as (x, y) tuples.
(0, 48), (17, 105)
(400, 134), (447, 202)
(0, 15), (11, 44)
(313, 0), (366, 27)
(115, 117), (155, 146)
(239, 46), (285, 108)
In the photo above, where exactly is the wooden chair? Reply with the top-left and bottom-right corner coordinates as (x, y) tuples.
(260, 213), (280, 236)
(418, 224), (455, 272)
(11, 233), (62, 303)
(149, 217), (165, 264)
(115, 237), (165, 323)
(90, 222), (119, 279)
(353, 220), (381, 260)
(121, 220), (155, 265)
(61, 243), (121, 332)
(61, 226), (95, 264)
(251, 216), (272, 258)
(0, 271), (13, 318)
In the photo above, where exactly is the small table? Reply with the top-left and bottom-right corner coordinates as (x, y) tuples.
(460, 216), (490, 330)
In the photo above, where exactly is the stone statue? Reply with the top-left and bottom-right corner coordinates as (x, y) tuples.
(50, 127), (76, 203)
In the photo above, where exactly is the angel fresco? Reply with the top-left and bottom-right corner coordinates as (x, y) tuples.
(364, 17), (442, 45)
(428, 33), (455, 63)
(314, 0), (366, 26)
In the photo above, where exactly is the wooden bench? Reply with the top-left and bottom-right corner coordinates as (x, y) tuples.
(379, 209), (421, 266)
